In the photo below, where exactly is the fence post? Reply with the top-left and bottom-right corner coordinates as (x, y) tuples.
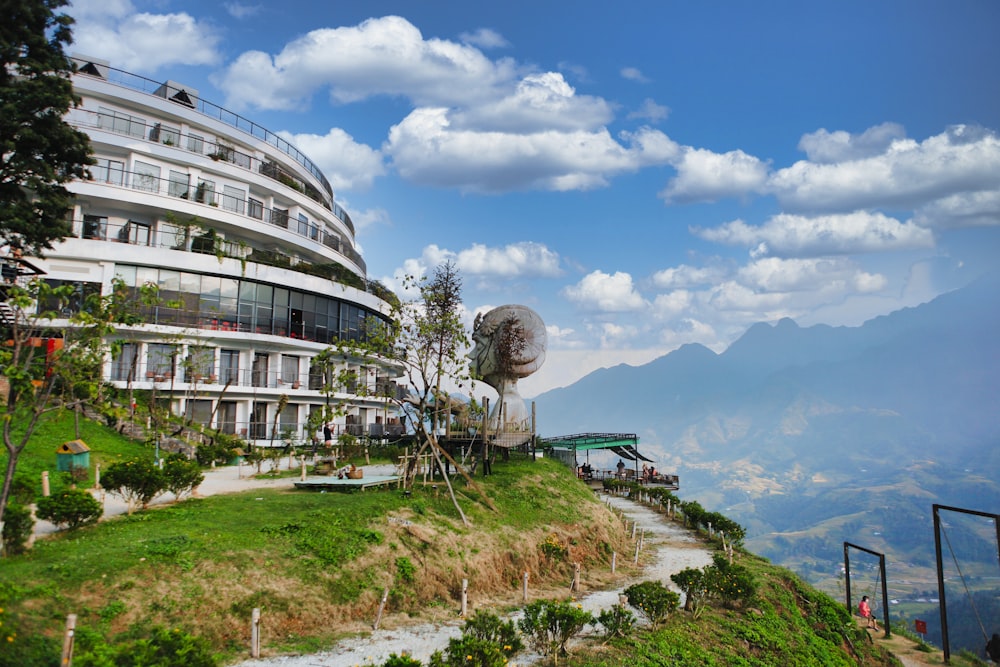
(611, 551), (617, 574)
(633, 540), (640, 565)
(300, 456), (306, 481)
(94, 463), (101, 490)
(250, 608), (260, 658)
(42, 471), (50, 497)
(461, 578), (468, 617)
(630, 521), (637, 540)
(373, 587), (389, 630)
(572, 563), (581, 592)
(522, 571), (529, 602)
(60, 613), (76, 666)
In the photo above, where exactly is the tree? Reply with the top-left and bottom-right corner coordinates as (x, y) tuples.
(335, 261), (491, 525)
(35, 488), (102, 529)
(101, 459), (166, 514)
(0, 0), (93, 255)
(0, 278), (156, 530)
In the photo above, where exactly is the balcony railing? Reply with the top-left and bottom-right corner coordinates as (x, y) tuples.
(77, 166), (365, 272)
(71, 59), (337, 202)
(66, 106), (356, 236)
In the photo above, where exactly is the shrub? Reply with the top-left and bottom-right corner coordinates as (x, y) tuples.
(540, 533), (568, 560)
(671, 567), (709, 612)
(518, 599), (593, 660)
(380, 654), (422, 667)
(0, 503), (34, 556)
(76, 626), (217, 667)
(705, 553), (757, 608)
(101, 459), (166, 513)
(162, 455), (204, 500)
(624, 580), (679, 626)
(36, 488), (103, 530)
(596, 604), (636, 640)
(429, 610), (523, 667)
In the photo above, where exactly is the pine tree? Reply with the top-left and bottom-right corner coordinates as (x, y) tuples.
(0, 0), (93, 255)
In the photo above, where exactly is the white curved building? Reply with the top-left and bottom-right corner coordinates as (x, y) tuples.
(37, 55), (403, 445)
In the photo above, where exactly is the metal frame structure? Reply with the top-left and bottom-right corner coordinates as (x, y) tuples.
(843, 541), (890, 637)
(932, 503), (1000, 663)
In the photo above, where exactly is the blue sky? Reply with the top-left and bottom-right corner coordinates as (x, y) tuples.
(66, 0), (1000, 396)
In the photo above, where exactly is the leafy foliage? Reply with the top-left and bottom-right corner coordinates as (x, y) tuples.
(595, 604), (636, 641)
(431, 610), (524, 667)
(75, 625), (217, 667)
(624, 580), (680, 626)
(518, 598), (593, 661)
(101, 459), (166, 513)
(35, 488), (102, 529)
(161, 454), (204, 500)
(670, 566), (708, 612)
(0, 502), (33, 555)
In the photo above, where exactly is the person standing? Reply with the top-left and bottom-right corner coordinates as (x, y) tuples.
(616, 459), (626, 479)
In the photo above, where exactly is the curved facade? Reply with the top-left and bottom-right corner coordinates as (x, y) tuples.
(36, 55), (403, 444)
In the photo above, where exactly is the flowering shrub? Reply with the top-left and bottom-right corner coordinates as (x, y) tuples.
(596, 604), (636, 640)
(706, 553), (757, 608)
(624, 581), (679, 626)
(671, 567), (709, 612)
(518, 598), (593, 661)
(429, 610), (523, 667)
(540, 533), (568, 560)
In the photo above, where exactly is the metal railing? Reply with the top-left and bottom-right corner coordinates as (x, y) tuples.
(71, 58), (337, 204)
(67, 104), (356, 236)
(77, 165), (365, 272)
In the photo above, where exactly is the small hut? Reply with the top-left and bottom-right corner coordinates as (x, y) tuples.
(56, 439), (91, 473)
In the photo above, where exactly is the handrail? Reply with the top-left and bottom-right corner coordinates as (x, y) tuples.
(71, 58), (336, 202)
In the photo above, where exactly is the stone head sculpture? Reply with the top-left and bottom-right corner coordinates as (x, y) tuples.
(469, 304), (546, 428)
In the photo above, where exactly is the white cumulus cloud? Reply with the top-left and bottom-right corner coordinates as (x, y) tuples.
(562, 271), (648, 312)
(660, 147), (770, 203)
(797, 122), (906, 163)
(278, 128), (385, 192)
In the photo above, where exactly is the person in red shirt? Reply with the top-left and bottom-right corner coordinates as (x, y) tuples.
(858, 596), (878, 630)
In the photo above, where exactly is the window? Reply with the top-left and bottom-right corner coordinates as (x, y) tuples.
(217, 401), (237, 434)
(111, 343), (139, 381)
(82, 215), (107, 240)
(187, 133), (204, 154)
(119, 220), (150, 245)
(220, 349), (240, 385)
(248, 197), (263, 219)
(185, 346), (215, 382)
(278, 402), (298, 438)
(187, 400), (213, 427)
(150, 123), (180, 146)
(133, 161), (160, 192)
(252, 353), (268, 387)
(146, 343), (176, 379)
(92, 158), (124, 185)
(98, 107), (144, 138)
(222, 185), (246, 214)
(270, 208), (289, 228)
(280, 355), (299, 385)
(194, 179), (216, 204)
(168, 170), (189, 198)
(297, 213), (309, 236)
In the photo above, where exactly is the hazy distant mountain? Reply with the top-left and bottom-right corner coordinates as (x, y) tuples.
(534, 273), (1000, 593)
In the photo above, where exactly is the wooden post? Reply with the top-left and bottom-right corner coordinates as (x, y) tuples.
(611, 551), (617, 574)
(300, 456), (306, 481)
(639, 529), (645, 552)
(250, 608), (260, 658)
(94, 463), (101, 490)
(373, 587), (389, 629)
(42, 471), (50, 497)
(633, 540), (640, 565)
(630, 521), (637, 540)
(461, 578), (468, 617)
(522, 571), (529, 602)
(60, 613), (76, 666)
(572, 563), (581, 592)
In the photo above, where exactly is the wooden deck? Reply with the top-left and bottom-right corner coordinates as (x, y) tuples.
(294, 475), (401, 492)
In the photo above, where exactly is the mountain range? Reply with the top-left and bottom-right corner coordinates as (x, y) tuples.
(534, 272), (1000, 621)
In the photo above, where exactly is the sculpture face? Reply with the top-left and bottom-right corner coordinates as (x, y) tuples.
(468, 304), (546, 426)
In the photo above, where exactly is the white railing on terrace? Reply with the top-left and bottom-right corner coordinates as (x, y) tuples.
(75, 165), (365, 272)
(67, 104), (355, 236)
(71, 59), (337, 204)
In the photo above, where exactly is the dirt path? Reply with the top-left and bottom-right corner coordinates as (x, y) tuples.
(230, 492), (715, 667)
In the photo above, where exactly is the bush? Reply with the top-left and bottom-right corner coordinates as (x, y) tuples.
(596, 604), (635, 640)
(624, 580), (679, 626)
(162, 455), (204, 500)
(36, 489), (103, 530)
(380, 654), (422, 667)
(429, 610), (523, 667)
(75, 626), (216, 667)
(706, 553), (757, 607)
(101, 459), (166, 513)
(671, 567), (709, 612)
(518, 599), (592, 660)
(0, 503), (34, 556)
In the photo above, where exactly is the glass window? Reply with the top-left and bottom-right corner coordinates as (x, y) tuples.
(168, 170), (189, 198)
(186, 346), (215, 382)
(280, 355), (299, 385)
(195, 179), (215, 204)
(133, 161), (160, 192)
(187, 399), (213, 427)
(111, 343), (139, 382)
(146, 343), (176, 379)
(98, 107), (145, 138)
(92, 158), (124, 185)
(222, 185), (246, 214)
(187, 133), (204, 154)
(219, 350), (240, 385)
(248, 197), (263, 219)
(155, 124), (180, 146)
(119, 220), (150, 245)
(82, 215), (107, 240)
(278, 403), (298, 437)
(217, 401), (237, 434)
(114, 265), (136, 286)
